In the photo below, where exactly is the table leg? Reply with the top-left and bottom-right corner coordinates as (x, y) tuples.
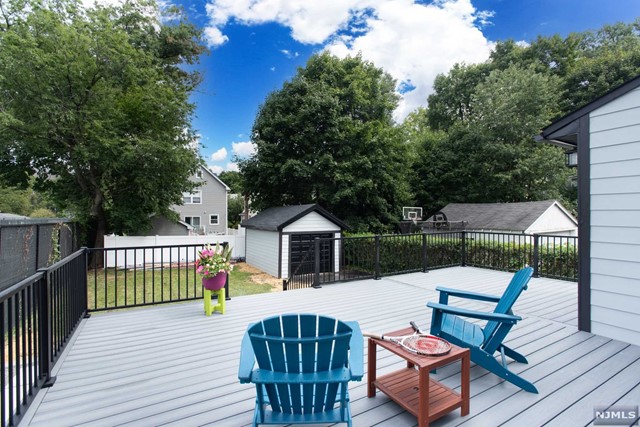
(367, 338), (377, 398)
(461, 351), (470, 416)
(418, 367), (430, 427)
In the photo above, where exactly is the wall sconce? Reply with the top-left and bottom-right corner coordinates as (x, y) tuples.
(565, 149), (577, 168)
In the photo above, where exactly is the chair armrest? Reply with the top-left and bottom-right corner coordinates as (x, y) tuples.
(238, 330), (256, 384)
(435, 286), (501, 303)
(344, 321), (364, 380)
(427, 302), (521, 324)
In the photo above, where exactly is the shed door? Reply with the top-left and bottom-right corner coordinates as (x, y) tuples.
(289, 233), (334, 275)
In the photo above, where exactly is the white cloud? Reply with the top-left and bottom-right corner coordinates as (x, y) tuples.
(232, 141), (256, 157)
(226, 162), (239, 172)
(205, 0), (366, 44)
(208, 164), (224, 175)
(203, 0), (495, 120)
(211, 147), (228, 161)
(325, 0), (494, 120)
(281, 49), (300, 58)
(204, 26), (229, 47)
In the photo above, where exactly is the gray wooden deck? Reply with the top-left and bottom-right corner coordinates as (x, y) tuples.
(21, 267), (640, 427)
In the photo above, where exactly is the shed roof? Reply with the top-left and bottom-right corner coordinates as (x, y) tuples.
(241, 204), (349, 231)
(428, 200), (575, 232)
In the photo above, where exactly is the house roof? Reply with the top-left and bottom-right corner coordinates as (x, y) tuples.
(537, 74), (640, 146)
(427, 200), (575, 232)
(241, 204), (349, 231)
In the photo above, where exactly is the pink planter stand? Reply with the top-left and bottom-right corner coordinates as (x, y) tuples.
(202, 273), (227, 291)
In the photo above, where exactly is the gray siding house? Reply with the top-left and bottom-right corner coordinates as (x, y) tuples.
(175, 165), (230, 234)
(241, 204), (349, 279)
(538, 75), (640, 346)
(140, 165), (230, 236)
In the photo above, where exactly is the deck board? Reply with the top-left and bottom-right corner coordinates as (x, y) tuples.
(20, 267), (640, 427)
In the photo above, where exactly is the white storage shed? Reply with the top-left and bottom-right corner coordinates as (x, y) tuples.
(241, 204), (349, 279)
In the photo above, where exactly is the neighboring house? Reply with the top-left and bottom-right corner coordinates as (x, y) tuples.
(241, 204), (349, 279)
(537, 74), (640, 346)
(423, 200), (578, 236)
(141, 165), (230, 236)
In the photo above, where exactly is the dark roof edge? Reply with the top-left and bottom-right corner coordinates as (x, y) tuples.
(277, 204), (350, 231)
(540, 74), (640, 140)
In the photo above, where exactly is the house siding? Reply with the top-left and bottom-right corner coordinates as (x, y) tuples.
(281, 212), (341, 233)
(526, 204), (578, 235)
(589, 86), (640, 346)
(174, 167), (228, 234)
(245, 229), (279, 277)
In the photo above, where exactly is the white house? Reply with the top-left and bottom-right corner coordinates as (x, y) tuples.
(538, 74), (640, 346)
(423, 200), (577, 236)
(241, 204), (349, 279)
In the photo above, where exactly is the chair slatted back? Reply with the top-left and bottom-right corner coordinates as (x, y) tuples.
(482, 267), (533, 346)
(248, 314), (353, 415)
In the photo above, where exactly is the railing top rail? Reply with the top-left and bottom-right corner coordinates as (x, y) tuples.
(0, 271), (44, 302)
(47, 248), (86, 271)
(534, 233), (578, 239)
(88, 242), (228, 251)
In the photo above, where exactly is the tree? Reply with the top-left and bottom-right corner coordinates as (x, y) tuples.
(218, 170), (243, 195)
(414, 66), (570, 212)
(0, 0), (207, 248)
(239, 53), (411, 232)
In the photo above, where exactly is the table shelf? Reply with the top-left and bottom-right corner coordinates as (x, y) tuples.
(374, 367), (463, 422)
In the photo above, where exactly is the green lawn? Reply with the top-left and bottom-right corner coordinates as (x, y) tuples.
(87, 263), (275, 311)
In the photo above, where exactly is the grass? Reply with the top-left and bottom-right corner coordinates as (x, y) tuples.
(87, 262), (277, 311)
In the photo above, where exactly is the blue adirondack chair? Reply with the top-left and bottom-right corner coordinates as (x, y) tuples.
(238, 313), (364, 426)
(427, 267), (538, 393)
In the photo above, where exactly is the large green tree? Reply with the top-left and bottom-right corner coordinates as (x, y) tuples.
(239, 53), (411, 232)
(0, 0), (206, 248)
(414, 66), (570, 212)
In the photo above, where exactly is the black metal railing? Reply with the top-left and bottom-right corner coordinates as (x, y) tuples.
(0, 249), (87, 427)
(285, 231), (578, 290)
(86, 243), (230, 311)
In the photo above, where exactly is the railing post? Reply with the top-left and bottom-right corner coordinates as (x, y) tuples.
(374, 235), (381, 280)
(422, 232), (428, 273)
(533, 234), (540, 277)
(82, 248), (91, 319)
(37, 268), (56, 388)
(460, 231), (467, 267)
(313, 238), (321, 288)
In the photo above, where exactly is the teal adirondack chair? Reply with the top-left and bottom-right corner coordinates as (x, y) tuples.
(427, 267), (538, 393)
(238, 314), (364, 426)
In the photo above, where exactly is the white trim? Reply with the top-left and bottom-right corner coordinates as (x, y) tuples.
(209, 214), (219, 225)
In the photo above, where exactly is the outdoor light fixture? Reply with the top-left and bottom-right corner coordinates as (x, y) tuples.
(565, 149), (578, 167)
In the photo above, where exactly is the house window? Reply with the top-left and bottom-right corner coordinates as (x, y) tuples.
(209, 214), (219, 225)
(183, 190), (202, 204)
(184, 216), (201, 227)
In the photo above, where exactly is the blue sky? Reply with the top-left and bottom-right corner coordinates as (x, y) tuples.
(171, 0), (640, 174)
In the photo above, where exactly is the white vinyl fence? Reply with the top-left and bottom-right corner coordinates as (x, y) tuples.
(104, 233), (245, 268)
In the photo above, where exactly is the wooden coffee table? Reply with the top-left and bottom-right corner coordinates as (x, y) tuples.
(367, 327), (470, 426)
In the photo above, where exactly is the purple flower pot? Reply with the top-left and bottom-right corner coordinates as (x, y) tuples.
(202, 273), (227, 291)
